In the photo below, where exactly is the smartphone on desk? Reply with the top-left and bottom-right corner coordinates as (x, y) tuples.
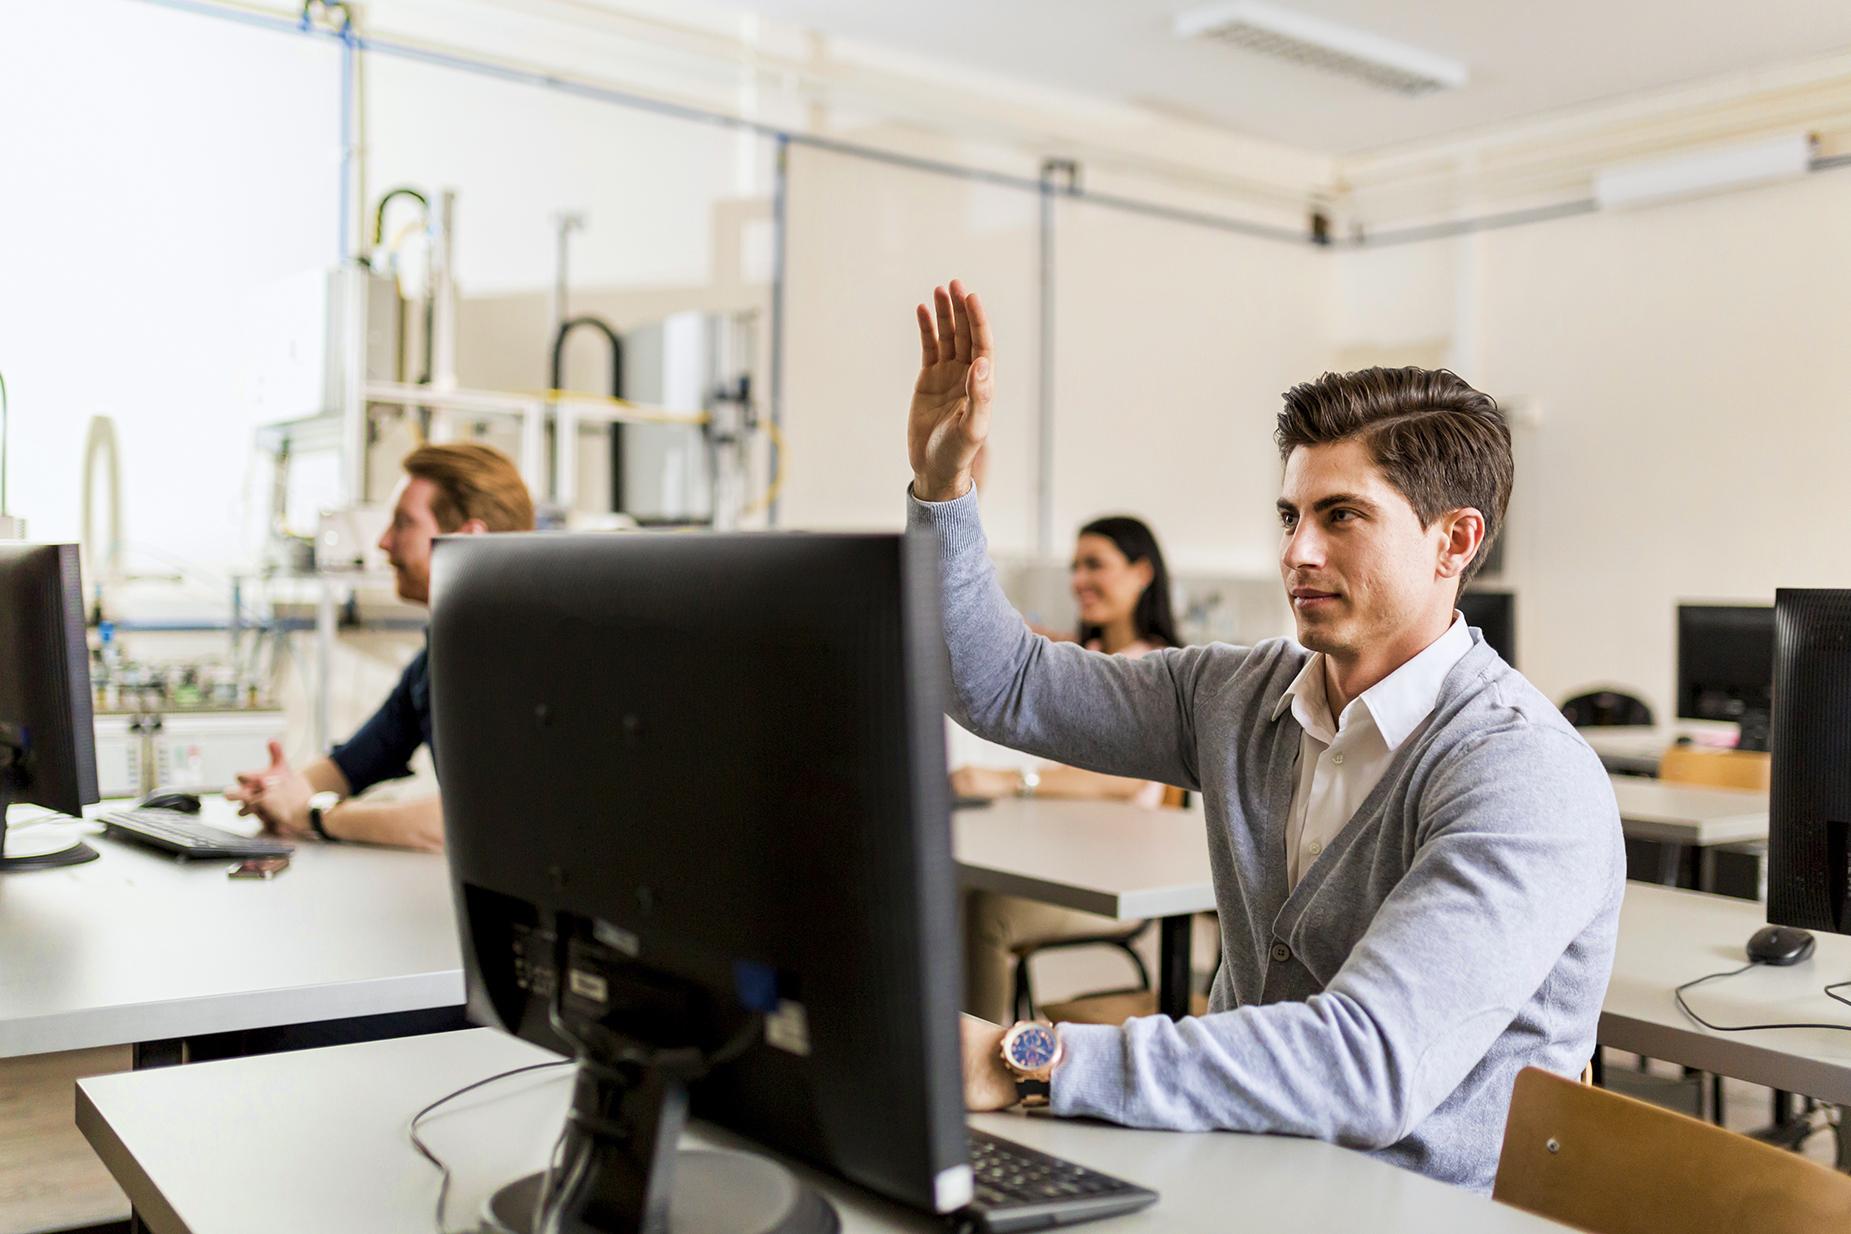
(228, 856), (291, 879)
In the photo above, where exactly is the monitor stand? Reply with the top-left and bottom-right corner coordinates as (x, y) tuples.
(485, 1045), (839, 1234)
(485, 1150), (839, 1234)
(0, 789), (100, 872)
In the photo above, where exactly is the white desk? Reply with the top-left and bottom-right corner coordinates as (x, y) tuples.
(954, 799), (1214, 1019)
(0, 798), (462, 1060)
(76, 1027), (1568, 1234)
(1601, 883), (1851, 1104)
(1608, 778), (1768, 849)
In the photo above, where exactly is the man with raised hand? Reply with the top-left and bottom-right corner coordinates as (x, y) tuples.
(909, 280), (1622, 1193)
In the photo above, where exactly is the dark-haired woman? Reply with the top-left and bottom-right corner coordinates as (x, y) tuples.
(952, 515), (1183, 1020)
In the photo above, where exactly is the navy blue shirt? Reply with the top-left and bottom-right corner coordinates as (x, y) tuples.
(329, 645), (432, 796)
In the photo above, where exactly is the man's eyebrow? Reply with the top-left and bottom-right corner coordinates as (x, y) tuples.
(1276, 494), (1379, 514)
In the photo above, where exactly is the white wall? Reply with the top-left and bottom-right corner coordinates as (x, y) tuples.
(0, 0), (334, 575)
(1051, 198), (1333, 577)
(1333, 171), (1851, 718)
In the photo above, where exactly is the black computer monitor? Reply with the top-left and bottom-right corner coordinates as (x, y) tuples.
(1458, 589), (1515, 668)
(1677, 603), (1775, 751)
(1768, 589), (1851, 935)
(0, 543), (100, 870)
(430, 530), (968, 1231)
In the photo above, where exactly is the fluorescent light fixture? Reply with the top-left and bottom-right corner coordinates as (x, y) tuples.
(1594, 133), (1814, 210)
(1174, 2), (1468, 97)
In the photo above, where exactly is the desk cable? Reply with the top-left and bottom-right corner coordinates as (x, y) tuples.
(1674, 962), (1851, 1033)
(408, 1058), (575, 1234)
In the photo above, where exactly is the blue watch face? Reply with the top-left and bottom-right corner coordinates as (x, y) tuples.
(1008, 1024), (1058, 1069)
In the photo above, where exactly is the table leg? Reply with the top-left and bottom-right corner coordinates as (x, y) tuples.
(1657, 842), (1683, 887)
(130, 1039), (183, 1070)
(1158, 915), (1193, 1020)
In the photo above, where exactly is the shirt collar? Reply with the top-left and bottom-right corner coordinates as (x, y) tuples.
(1271, 652), (1336, 744)
(1269, 614), (1472, 752)
(1356, 614), (1473, 751)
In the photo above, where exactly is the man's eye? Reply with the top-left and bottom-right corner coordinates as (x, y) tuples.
(1279, 512), (1297, 529)
(1330, 509), (1356, 524)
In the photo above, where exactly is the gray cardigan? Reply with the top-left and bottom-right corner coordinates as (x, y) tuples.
(911, 488), (1624, 1193)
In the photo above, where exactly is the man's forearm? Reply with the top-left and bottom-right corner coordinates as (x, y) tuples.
(1033, 765), (1156, 803)
(324, 794), (444, 851)
(303, 757), (352, 797)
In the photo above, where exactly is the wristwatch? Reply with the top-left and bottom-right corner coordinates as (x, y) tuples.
(307, 791), (342, 843)
(998, 1020), (1062, 1107)
(1014, 768), (1041, 799)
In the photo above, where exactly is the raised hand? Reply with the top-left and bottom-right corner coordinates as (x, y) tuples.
(909, 279), (995, 501)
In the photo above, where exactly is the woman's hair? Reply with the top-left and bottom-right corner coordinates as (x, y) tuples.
(1075, 515), (1179, 649)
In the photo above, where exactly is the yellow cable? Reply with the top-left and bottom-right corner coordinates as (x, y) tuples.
(528, 388), (711, 426)
(736, 419), (786, 522)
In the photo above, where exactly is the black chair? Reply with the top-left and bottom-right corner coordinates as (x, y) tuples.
(1560, 689), (1654, 728)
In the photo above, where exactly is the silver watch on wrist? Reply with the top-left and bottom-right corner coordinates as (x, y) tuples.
(1015, 768), (1041, 798)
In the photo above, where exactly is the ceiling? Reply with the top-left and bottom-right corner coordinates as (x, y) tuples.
(684, 0), (1851, 156)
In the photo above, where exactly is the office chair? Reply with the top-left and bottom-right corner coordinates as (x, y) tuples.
(1559, 689), (1655, 728)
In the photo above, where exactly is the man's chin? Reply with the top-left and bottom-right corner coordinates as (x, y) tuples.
(1294, 620), (1345, 654)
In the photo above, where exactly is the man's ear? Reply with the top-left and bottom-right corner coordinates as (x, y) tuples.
(1436, 507), (1486, 580)
(458, 518), (491, 536)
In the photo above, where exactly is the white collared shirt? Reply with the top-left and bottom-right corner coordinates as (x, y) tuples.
(1272, 615), (1474, 889)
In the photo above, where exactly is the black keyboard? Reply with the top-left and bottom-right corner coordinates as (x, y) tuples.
(99, 809), (295, 859)
(956, 1129), (1157, 1233)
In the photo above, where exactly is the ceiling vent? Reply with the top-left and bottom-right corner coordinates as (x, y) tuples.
(1174, 2), (1468, 98)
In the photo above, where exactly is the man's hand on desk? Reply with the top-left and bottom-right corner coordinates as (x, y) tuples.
(960, 1014), (1018, 1112)
(225, 739), (316, 838)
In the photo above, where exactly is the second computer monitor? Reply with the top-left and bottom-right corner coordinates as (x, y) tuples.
(1677, 603), (1775, 751)
(1458, 589), (1515, 668)
(0, 543), (100, 870)
(1768, 589), (1851, 935)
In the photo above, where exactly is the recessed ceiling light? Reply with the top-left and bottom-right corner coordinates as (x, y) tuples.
(1174, 2), (1469, 97)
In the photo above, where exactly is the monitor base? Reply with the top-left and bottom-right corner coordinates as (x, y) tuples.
(484, 1149), (841, 1234)
(0, 838), (100, 871)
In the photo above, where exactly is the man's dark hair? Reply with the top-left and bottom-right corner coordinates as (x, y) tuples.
(1274, 367), (1511, 587)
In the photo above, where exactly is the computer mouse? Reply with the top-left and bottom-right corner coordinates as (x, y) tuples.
(1746, 924), (1815, 966)
(141, 791), (203, 814)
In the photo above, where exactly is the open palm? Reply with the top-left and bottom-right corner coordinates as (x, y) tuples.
(909, 279), (995, 500)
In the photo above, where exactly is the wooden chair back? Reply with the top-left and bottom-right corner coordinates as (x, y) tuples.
(1494, 1067), (1851, 1234)
(1656, 746), (1771, 792)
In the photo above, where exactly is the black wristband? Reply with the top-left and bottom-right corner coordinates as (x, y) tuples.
(308, 805), (340, 843)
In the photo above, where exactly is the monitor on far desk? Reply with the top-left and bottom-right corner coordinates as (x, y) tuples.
(1677, 603), (1774, 753)
(1458, 589), (1515, 668)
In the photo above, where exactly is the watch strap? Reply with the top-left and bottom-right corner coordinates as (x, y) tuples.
(308, 805), (339, 842)
(1014, 1077), (1051, 1107)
